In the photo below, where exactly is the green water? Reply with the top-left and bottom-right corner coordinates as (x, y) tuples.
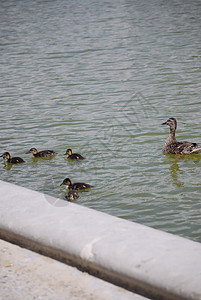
(1, 0), (201, 242)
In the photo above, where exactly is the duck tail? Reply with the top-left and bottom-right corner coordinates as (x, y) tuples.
(191, 145), (201, 153)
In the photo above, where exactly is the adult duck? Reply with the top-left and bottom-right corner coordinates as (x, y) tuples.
(162, 118), (201, 154)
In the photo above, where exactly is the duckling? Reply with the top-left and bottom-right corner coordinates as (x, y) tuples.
(0, 152), (25, 164)
(65, 190), (79, 201)
(60, 178), (93, 191)
(26, 148), (56, 157)
(162, 118), (201, 154)
(64, 148), (85, 160)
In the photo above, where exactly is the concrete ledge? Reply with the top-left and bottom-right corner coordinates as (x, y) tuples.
(1, 239), (147, 300)
(0, 180), (201, 300)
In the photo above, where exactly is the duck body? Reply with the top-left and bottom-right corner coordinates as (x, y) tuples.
(64, 149), (85, 160)
(60, 178), (93, 191)
(1, 152), (25, 164)
(26, 148), (56, 157)
(65, 190), (79, 201)
(162, 118), (201, 154)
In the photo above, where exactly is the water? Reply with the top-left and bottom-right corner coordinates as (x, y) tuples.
(1, 0), (201, 243)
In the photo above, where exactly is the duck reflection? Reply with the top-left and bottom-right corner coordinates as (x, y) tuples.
(165, 153), (201, 188)
(3, 163), (13, 170)
(169, 159), (184, 188)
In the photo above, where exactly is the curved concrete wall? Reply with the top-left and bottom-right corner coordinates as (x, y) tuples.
(0, 180), (201, 300)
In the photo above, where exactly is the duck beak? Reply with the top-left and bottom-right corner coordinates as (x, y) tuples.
(0, 154), (3, 157)
(161, 121), (167, 125)
(60, 182), (64, 186)
(25, 150), (30, 154)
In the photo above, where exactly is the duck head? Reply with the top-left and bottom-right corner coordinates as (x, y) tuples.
(0, 152), (11, 159)
(64, 149), (72, 156)
(26, 148), (38, 154)
(60, 178), (72, 187)
(162, 118), (177, 130)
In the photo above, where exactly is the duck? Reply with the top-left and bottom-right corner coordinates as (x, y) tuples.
(162, 117), (201, 154)
(26, 148), (56, 157)
(65, 190), (79, 201)
(0, 152), (25, 164)
(60, 178), (93, 191)
(64, 148), (85, 160)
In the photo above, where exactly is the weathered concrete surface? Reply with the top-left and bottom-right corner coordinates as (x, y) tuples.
(0, 239), (147, 300)
(0, 180), (201, 300)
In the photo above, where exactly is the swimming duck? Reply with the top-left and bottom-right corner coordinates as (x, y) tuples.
(0, 152), (25, 164)
(60, 178), (93, 191)
(162, 117), (201, 154)
(26, 148), (56, 157)
(65, 190), (79, 201)
(64, 148), (85, 160)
